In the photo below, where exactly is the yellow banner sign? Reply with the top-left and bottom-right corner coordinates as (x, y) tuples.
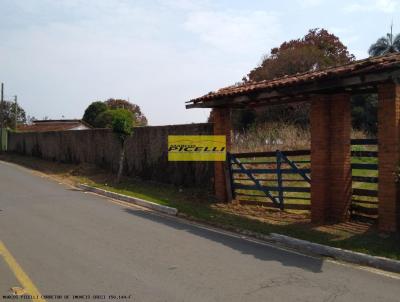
(168, 135), (226, 161)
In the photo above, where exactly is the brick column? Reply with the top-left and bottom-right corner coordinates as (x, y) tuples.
(212, 108), (232, 202)
(378, 83), (400, 233)
(328, 94), (352, 222)
(310, 94), (351, 223)
(310, 96), (330, 223)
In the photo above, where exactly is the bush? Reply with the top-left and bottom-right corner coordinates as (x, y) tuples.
(83, 101), (108, 127)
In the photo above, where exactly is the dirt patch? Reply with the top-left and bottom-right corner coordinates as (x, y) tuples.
(212, 201), (309, 226)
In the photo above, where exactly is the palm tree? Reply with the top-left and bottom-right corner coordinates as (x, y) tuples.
(369, 25), (400, 56)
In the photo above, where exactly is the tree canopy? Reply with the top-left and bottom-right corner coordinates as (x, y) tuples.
(229, 28), (378, 135)
(0, 101), (27, 129)
(247, 28), (355, 82)
(82, 99), (147, 128)
(111, 109), (134, 141)
(104, 99), (147, 126)
(369, 28), (400, 56)
(82, 101), (108, 128)
(232, 29), (355, 131)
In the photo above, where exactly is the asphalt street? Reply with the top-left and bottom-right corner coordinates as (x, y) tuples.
(0, 160), (399, 302)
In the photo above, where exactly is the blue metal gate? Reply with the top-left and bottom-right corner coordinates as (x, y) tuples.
(228, 140), (378, 219)
(228, 150), (311, 210)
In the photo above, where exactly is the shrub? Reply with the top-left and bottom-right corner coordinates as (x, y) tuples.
(83, 101), (108, 127)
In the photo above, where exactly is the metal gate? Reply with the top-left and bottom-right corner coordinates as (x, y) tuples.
(228, 150), (311, 210)
(350, 139), (378, 220)
(228, 140), (378, 219)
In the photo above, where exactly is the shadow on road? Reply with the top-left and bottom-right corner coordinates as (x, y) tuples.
(123, 208), (323, 273)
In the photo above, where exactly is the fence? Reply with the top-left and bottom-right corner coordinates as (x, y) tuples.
(228, 150), (311, 211)
(350, 139), (378, 220)
(229, 139), (379, 220)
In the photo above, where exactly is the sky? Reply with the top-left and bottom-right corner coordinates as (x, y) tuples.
(0, 0), (399, 125)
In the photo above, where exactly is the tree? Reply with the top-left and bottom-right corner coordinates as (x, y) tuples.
(82, 101), (108, 127)
(82, 99), (148, 128)
(231, 29), (355, 130)
(111, 110), (134, 140)
(0, 101), (27, 129)
(351, 94), (377, 135)
(105, 109), (134, 183)
(231, 109), (256, 130)
(94, 110), (116, 128)
(247, 28), (355, 82)
(90, 108), (134, 182)
(104, 99), (148, 126)
(369, 26), (400, 56)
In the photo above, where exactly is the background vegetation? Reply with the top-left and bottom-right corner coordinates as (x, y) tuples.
(83, 98), (147, 128)
(227, 27), (400, 151)
(0, 100), (26, 129)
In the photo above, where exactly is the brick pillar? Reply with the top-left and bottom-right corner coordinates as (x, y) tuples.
(310, 96), (330, 223)
(310, 94), (351, 223)
(378, 83), (400, 233)
(328, 94), (352, 222)
(212, 108), (232, 202)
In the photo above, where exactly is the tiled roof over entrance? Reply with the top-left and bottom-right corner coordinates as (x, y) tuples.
(187, 53), (400, 109)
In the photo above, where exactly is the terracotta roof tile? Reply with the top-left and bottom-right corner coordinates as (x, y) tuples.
(188, 52), (400, 106)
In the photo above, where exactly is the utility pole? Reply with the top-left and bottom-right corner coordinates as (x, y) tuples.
(390, 21), (394, 43)
(14, 95), (18, 129)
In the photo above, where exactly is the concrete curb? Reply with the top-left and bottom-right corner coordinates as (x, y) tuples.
(270, 233), (400, 274)
(77, 184), (178, 216)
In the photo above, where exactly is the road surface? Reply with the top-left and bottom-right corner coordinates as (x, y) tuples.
(0, 160), (399, 301)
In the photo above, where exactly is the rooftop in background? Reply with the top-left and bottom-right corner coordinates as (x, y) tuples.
(187, 53), (400, 109)
(17, 119), (92, 132)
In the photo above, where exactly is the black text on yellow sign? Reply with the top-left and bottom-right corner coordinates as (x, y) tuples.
(168, 135), (226, 161)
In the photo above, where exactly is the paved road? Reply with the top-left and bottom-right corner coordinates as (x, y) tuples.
(0, 160), (399, 302)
